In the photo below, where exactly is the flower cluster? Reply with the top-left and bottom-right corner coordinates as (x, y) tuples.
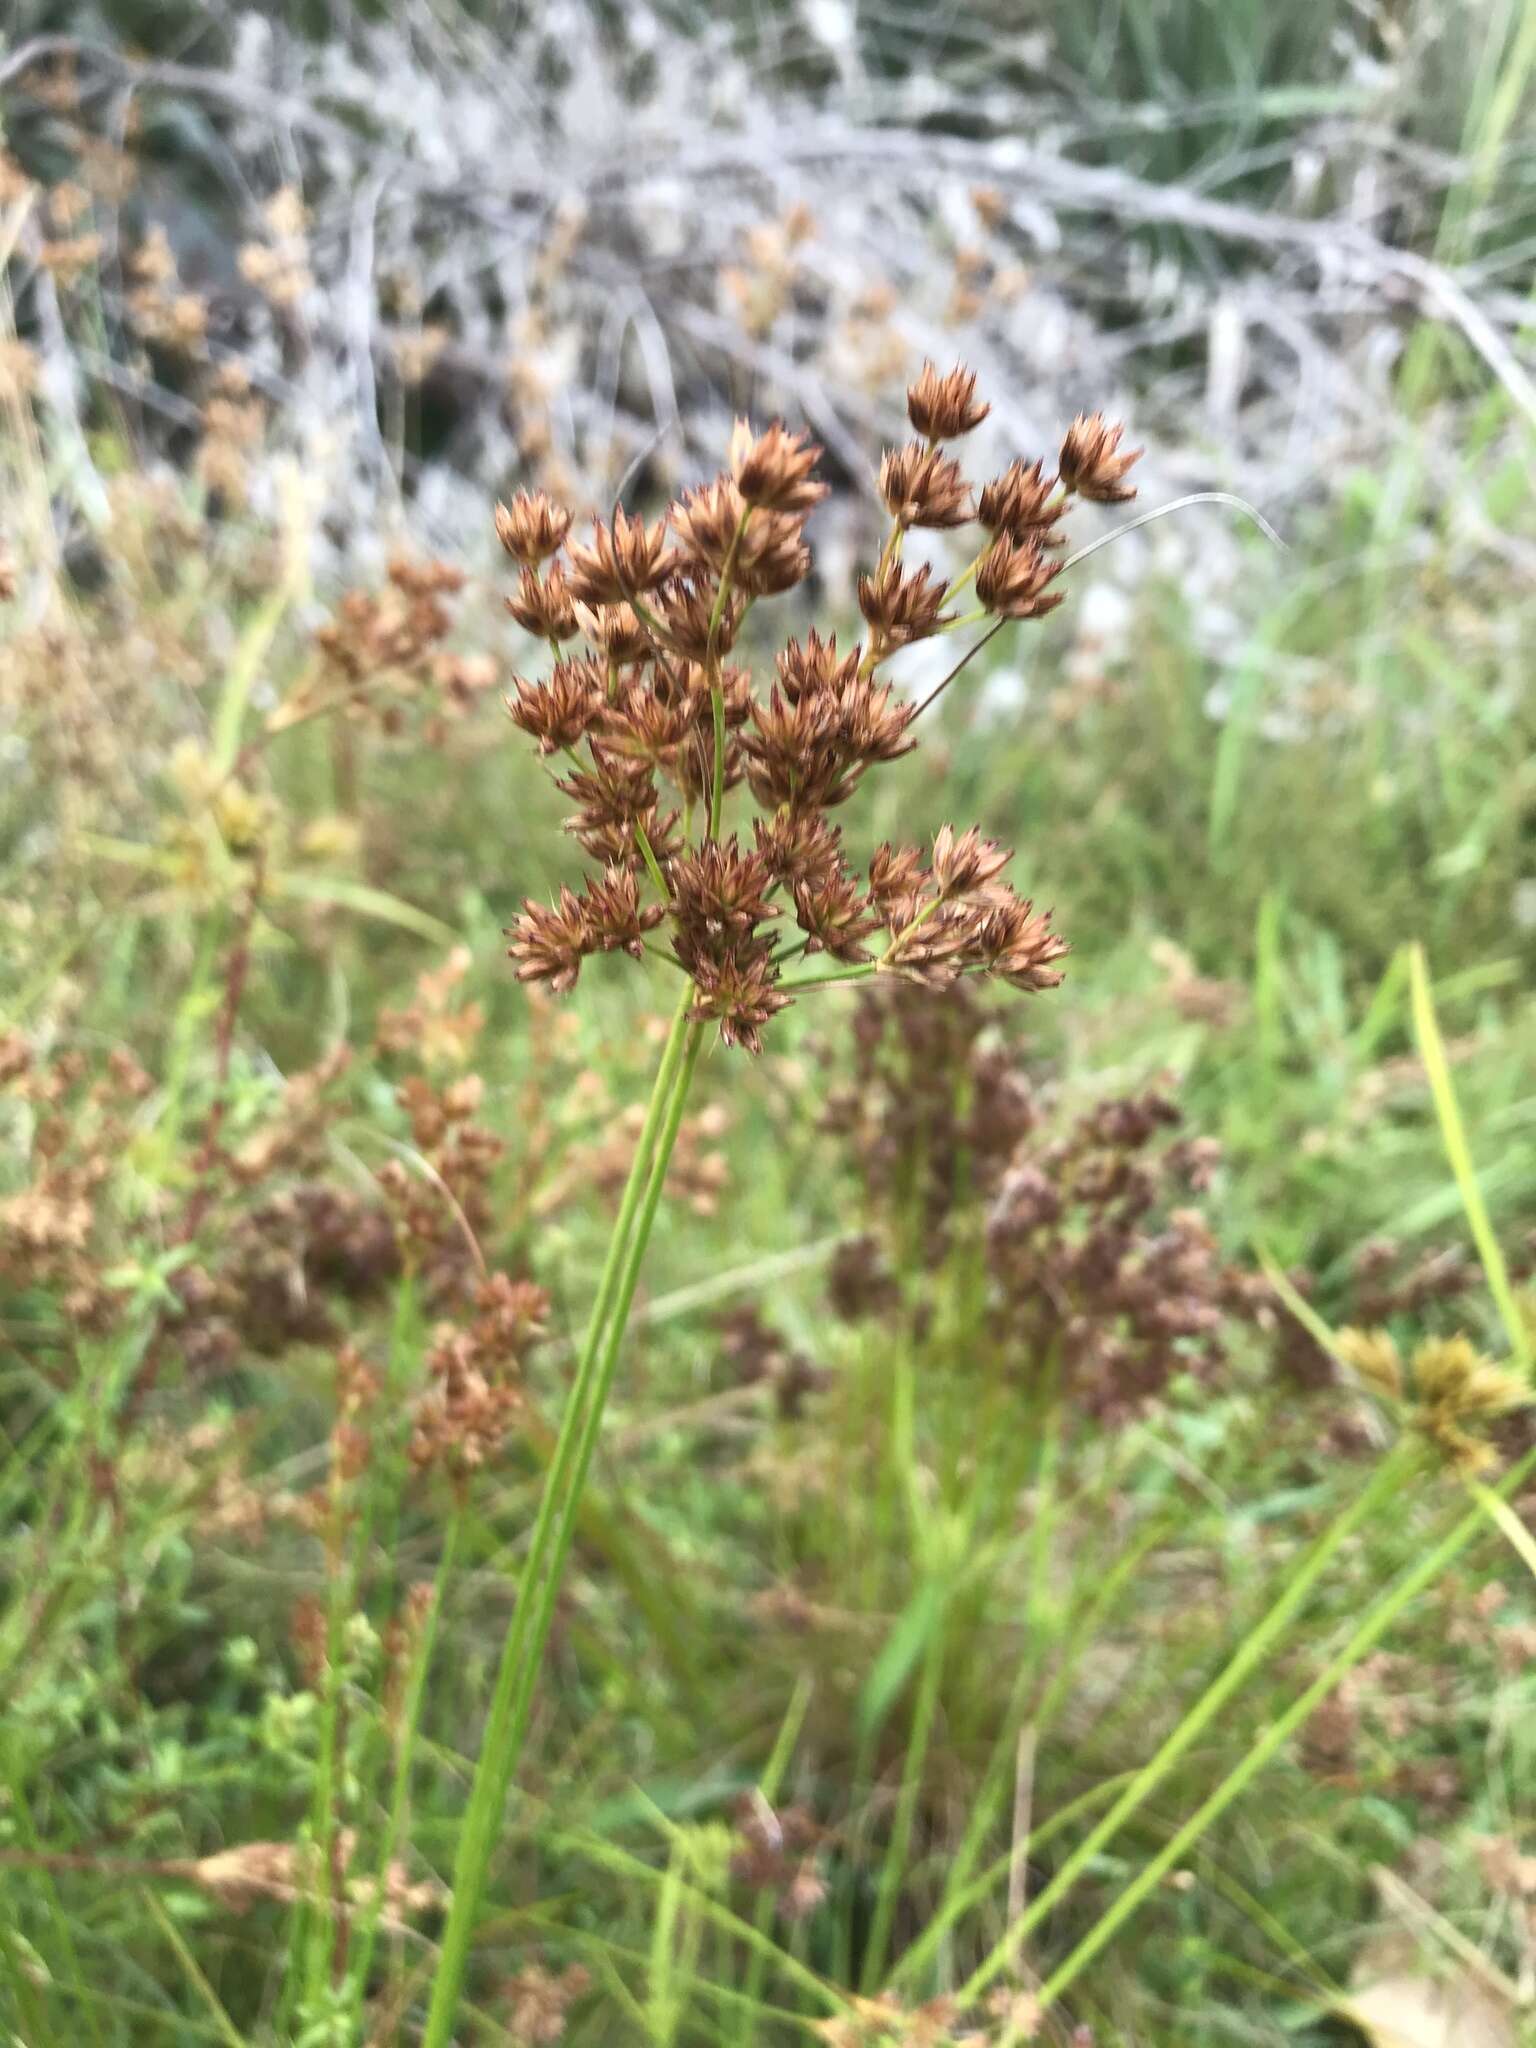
(408, 1273), (549, 1482)
(824, 983), (1265, 1424)
(502, 371), (1139, 1052)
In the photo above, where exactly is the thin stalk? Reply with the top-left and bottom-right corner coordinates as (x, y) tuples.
(735, 1674), (815, 2048)
(1035, 1441), (1536, 2011)
(862, 1609), (948, 1991)
(957, 1438), (1418, 2004)
(420, 987), (703, 2048)
(348, 1510), (462, 2015)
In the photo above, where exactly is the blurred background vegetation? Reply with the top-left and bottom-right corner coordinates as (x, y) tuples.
(2, 1), (1535, 2043)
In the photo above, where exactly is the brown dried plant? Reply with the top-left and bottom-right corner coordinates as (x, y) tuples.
(823, 981), (1265, 1425)
(501, 372), (1137, 1054)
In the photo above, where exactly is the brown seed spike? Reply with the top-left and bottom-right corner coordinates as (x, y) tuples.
(495, 489), (572, 564)
(879, 442), (975, 529)
(505, 563), (578, 641)
(566, 510), (676, 605)
(977, 458), (1064, 541)
(906, 361), (990, 441)
(728, 419), (829, 513)
(975, 535), (1066, 620)
(857, 559), (953, 648)
(505, 658), (602, 754)
(1057, 413), (1142, 503)
(506, 888), (592, 993)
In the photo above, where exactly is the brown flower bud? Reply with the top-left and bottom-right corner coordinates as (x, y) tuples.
(505, 657), (602, 754)
(857, 559), (953, 648)
(906, 360), (990, 440)
(495, 490), (572, 564)
(975, 535), (1066, 620)
(505, 563), (578, 640)
(977, 458), (1064, 541)
(566, 510), (676, 605)
(1058, 413), (1141, 503)
(728, 419), (828, 512)
(879, 442), (974, 529)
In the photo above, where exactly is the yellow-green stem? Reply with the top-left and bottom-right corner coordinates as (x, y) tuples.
(1035, 1439), (1536, 2012)
(958, 1437), (1419, 2004)
(420, 982), (700, 2048)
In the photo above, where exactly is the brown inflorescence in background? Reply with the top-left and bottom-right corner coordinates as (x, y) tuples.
(501, 369), (1140, 1054)
(822, 982), (1269, 1425)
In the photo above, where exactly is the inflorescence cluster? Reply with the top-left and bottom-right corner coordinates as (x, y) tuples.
(500, 368), (1141, 1051)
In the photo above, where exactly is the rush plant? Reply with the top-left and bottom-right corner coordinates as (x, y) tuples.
(421, 371), (1148, 2041)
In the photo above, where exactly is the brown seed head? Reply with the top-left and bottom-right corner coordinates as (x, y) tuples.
(728, 419), (829, 512)
(975, 534), (1066, 620)
(906, 360), (990, 440)
(867, 842), (925, 909)
(572, 601), (654, 664)
(977, 458), (1064, 541)
(580, 866), (666, 959)
(857, 559), (953, 648)
(653, 575), (746, 660)
(1058, 413), (1142, 503)
(506, 888), (591, 994)
(793, 870), (882, 962)
(505, 657), (603, 754)
(755, 811), (846, 890)
(495, 489), (572, 564)
(879, 442), (974, 528)
(506, 563), (578, 641)
(775, 630), (862, 704)
(930, 824), (1011, 899)
(688, 951), (790, 1055)
(670, 477), (748, 572)
(670, 836), (780, 947)
(566, 509), (676, 604)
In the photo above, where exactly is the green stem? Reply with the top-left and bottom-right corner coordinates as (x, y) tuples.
(420, 985), (702, 2048)
(956, 1438), (1419, 2005)
(1035, 1440), (1536, 2011)
(349, 1511), (462, 2016)
(862, 1608), (948, 1991)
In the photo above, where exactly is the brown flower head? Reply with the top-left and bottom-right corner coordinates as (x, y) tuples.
(581, 866), (666, 960)
(930, 824), (1011, 899)
(967, 888), (1069, 990)
(906, 361), (990, 440)
(565, 509), (676, 604)
(857, 559), (952, 648)
(505, 657), (603, 754)
(506, 889), (591, 994)
(975, 534), (1066, 620)
(688, 951), (790, 1055)
(1058, 413), (1142, 503)
(879, 442), (974, 528)
(670, 478), (747, 573)
(506, 563), (578, 641)
(735, 514), (812, 597)
(793, 870), (882, 962)
(572, 601), (654, 664)
(866, 841), (925, 910)
(755, 811), (846, 891)
(495, 489), (572, 564)
(555, 743), (658, 839)
(775, 630), (862, 705)
(728, 419), (828, 512)
(978, 458), (1064, 541)
(670, 836), (779, 951)
(574, 803), (682, 871)
(653, 575), (746, 660)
